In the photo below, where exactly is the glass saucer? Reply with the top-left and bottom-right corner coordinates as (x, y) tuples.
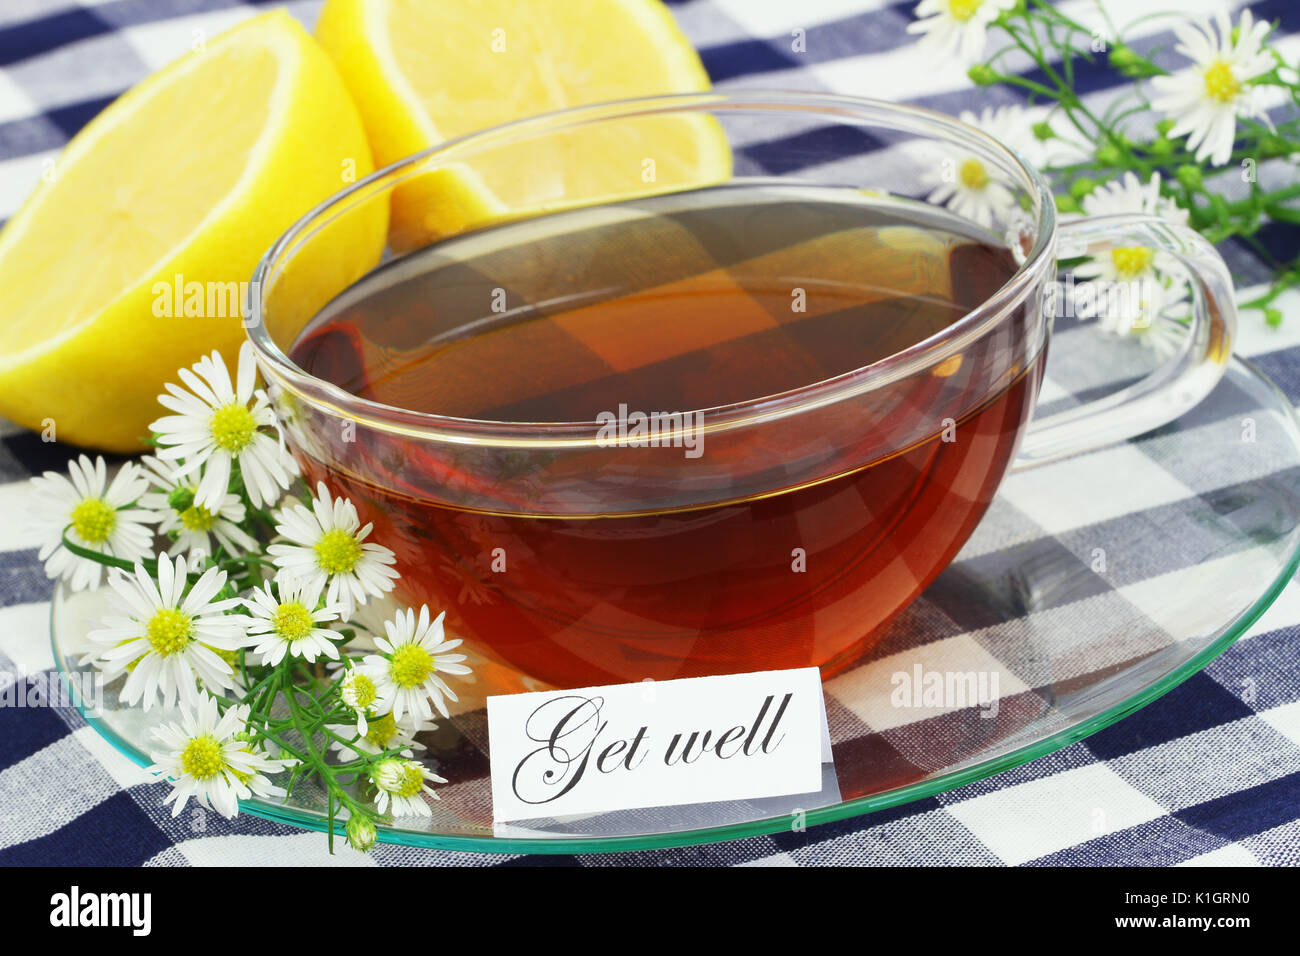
(51, 341), (1300, 854)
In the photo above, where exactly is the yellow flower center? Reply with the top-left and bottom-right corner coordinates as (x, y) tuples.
(948, 0), (982, 22)
(390, 762), (425, 798)
(180, 735), (225, 780)
(1203, 60), (1241, 104)
(314, 528), (362, 574)
(70, 497), (116, 544)
(959, 158), (989, 190)
(146, 607), (193, 656)
(1110, 246), (1157, 279)
(390, 644), (434, 689)
(347, 673), (377, 709)
(271, 601), (315, 641)
(179, 504), (216, 532)
(365, 711), (398, 749)
(210, 403), (257, 453)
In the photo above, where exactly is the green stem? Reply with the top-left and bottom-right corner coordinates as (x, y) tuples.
(60, 531), (155, 574)
(281, 671), (367, 847)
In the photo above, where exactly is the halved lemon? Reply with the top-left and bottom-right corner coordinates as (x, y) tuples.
(315, 0), (732, 248)
(0, 11), (386, 452)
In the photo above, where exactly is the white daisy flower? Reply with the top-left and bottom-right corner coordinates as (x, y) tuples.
(369, 757), (447, 818)
(267, 482), (399, 616)
(149, 342), (298, 511)
(243, 577), (344, 665)
(364, 605), (470, 722)
(336, 663), (391, 736)
(138, 455), (257, 562)
(1077, 171), (1190, 226)
(1150, 8), (1276, 166)
(907, 0), (1016, 64)
(147, 693), (287, 818)
(1071, 172), (1191, 341)
(27, 456), (155, 592)
(923, 106), (1025, 229)
(86, 553), (249, 710)
(329, 709), (432, 763)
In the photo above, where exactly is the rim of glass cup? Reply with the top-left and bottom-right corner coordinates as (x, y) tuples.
(247, 90), (1057, 448)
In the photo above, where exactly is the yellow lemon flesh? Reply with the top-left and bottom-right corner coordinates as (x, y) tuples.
(315, 0), (731, 249)
(0, 11), (387, 452)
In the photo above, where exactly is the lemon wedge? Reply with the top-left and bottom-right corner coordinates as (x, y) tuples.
(0, 11), (386, 452)
(315, 0), (731, 248)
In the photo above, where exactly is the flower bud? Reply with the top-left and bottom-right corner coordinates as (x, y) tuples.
(1265, 308), (1283, 328)
(1109, 45), (1140, 74)
(1095, 143), (1122, 166)
(346, 814), (377, 852)
(1031, 121), (1055, 141)
(967, 64), (998, 86)
(1175, 164), (1203, 190)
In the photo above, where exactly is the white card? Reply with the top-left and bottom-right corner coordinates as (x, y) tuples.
(487, 667), (830, 823)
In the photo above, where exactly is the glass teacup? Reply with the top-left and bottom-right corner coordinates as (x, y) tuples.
(248, 92), (1235, 688)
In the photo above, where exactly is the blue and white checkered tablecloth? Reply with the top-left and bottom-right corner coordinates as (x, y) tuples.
(1, 0), (1299, 867)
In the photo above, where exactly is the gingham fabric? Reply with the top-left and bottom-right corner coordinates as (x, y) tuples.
(2, 0), (1299, 867)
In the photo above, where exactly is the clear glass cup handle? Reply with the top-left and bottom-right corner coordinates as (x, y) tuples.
(1014, 213), (1237, 469)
